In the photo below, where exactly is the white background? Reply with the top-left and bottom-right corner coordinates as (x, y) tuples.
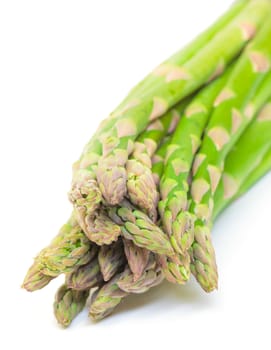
(1, 1), (271, 349)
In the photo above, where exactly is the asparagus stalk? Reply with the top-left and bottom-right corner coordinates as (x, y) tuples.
(54, 284), (88, 328)
(98, 239), (126, 281)
(126, 100), (184, 221)
(188, 20), (271, 292)
(238, 147), (271, 195)
(213, 101), (271, 218)
(159, 65), (233, 257)
(151, 136), (172, 188)
(96, 0), (270, 206)
(65, 258), (103, 290)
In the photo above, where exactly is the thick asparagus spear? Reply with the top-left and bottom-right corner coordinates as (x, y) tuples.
(188, 20), (271, 292)
(213, 101), (271, 218)
(126, 100), (184, 221)
(98, 239), (126, 281)
(96, 1), (270, 206)
(54, 284), (88, 328)
(159, 66), (232, 257)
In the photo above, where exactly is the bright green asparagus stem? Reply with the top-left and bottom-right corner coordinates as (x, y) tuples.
(96, 0), (270, 206)
(151, 136), (172, 188)
(23, 215), (97, 282)
(53, 284), (88, 328)
(188, 20), (271, 292)
(65, 258), (103, 290)
(123, 238), (150, 281)
(98, 239), (126, 281)
(238, 148), (271, 195)
(107, 200), (175, 257)
(120, 0), (250, 102)
(126, 100), (183, 221)
(213, 101), (271, 219)
(159, 66), (232, 257)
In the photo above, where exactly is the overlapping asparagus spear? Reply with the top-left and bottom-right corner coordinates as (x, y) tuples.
(213, 100), (271, 218)
(126, 100), (185, 221)
(184, 18), (271, 292)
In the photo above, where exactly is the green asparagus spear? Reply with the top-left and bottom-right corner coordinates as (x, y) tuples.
(21, 263), (54, 292)
(98, 239), (126, 281)
(159, 66), (233, 257)
(23, 215), (97, 282)
(107, 200), (175, 257)
(82, 209), (121, 245)
(53, 284), (88, 327)
(117, 255), (163, 293)
(123, 238), (150, 281)
(213, 101), (271, 218)
(188, 20), (271, 292)
(89, 271), (129, 321)
(126, 101), (183, 221)
(96, 1), (270, 206)
(65, 258), (103, 290)
(89, 256), (163, 321)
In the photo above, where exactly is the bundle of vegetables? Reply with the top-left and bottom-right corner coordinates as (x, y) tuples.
(22, 0), (271, 327)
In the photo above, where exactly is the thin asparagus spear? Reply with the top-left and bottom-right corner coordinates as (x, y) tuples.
(213, 101), (271, 218)
(21, 264), (54, 292)
(88, 270), (129, 321)
(54, 284), (88, 328)
(117, 255), (163, 293)
(126, 100), (185, 221)
(107, 200), (175, 257)
(65, 258), (103, 290)
(123, 238), (150, 281)
(22, 215), (97, 286)
(98, 239), (126, 281)
(238, 148), (271, 195)
(89, 255), (163, 321)
(83, 209), (121, 245)
(188, 20), (271, 292)
(96, 1), (270, 206)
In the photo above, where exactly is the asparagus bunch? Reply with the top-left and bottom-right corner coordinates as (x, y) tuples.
(22, 0), (271, 327)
